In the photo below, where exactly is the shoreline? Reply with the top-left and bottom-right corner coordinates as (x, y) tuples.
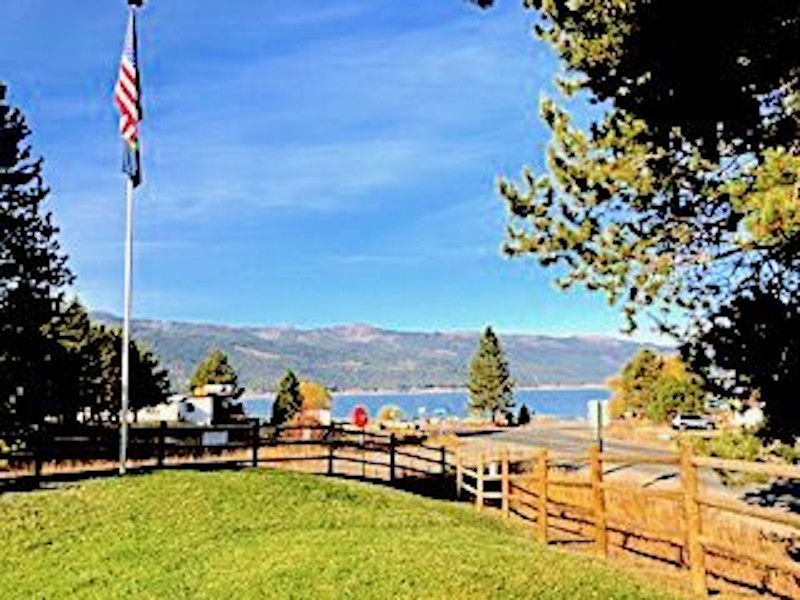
(239, 383), (607, 402)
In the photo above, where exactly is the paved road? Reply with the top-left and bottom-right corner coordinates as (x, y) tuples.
(462, 423), (724, 493)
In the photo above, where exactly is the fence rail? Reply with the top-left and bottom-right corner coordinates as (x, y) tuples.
(455, 440), (800, 598)
(0, 422), (452, 488)
(4, 424), (800, 597)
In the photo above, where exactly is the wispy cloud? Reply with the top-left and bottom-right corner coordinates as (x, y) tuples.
(3, 0), (599, 334)
(270, 3), (370, 27)
(131, 5), (549, 221)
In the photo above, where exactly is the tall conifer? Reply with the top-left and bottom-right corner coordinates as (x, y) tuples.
(0, 83), (72, 442)
(468, 327), (514, 421)
(190, 349), (240, 392)
(272, 369), (301, 425)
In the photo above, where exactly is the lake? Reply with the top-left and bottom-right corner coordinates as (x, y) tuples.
(243, 387), (609, 422)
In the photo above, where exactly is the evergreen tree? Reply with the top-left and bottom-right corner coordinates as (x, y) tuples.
(0, 83), (72, 443)
(189, 349), (241, 394)
(517, 404), (531, 426)
(130, 340), (172, 417)
(471, 0), (799, 335)
(81, 324), (171, 422)
(471, 1), (798, 154)
(272, 369), (301, 425)
(43, 306), (172, 424)
(472, 1), (799, 436)
(683, 292), (800, 442)
(468, 327), (514, 421)
(43, 299), (102, 424)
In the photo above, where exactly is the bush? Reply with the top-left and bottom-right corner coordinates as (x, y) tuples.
(517, 405), (531, 425)
(694, 431), (763, 462)
(377, 405), (402, 422)
(770, 442), (800, 464)
(692, 431), (782, 487)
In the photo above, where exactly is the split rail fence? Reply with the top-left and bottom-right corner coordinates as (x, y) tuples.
(455, 441), (800, 598)
(0, 422), (453, 489)
(4, 424), (800, 597)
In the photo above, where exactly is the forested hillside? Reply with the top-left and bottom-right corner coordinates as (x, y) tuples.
(93, 313), (661, 394)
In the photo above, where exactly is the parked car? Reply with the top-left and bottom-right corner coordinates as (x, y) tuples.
(671, 413), (715, 431)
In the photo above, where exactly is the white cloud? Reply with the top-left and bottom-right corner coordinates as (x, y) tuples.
(132, 5), (549, 220)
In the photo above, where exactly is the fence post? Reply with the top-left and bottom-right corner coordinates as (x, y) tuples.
(537, 449), (548, 543)
(501, 447), (510, 519)
(157, 420), (166, 468)
(328, 425), (335, 476)
(389, 433), (396, 483)
(251, 420), (260, 468)
(476, 452), (485, 511)
(680, 440), (707, 597)
(32, 424), (42, 487)
(455, 449), (463, 499)
(589, 442), (608, 557)
(440, 446), (447, 481)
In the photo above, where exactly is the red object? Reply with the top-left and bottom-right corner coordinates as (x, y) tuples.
(351, 405), (369, 428)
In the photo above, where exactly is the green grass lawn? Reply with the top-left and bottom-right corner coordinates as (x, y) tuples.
(0, 469), (678, 599)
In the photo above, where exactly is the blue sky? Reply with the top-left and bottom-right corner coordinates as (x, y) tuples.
(0, 0), (657, 340)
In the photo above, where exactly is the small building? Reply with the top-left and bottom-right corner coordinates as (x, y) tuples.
(137, 386), (244, 426)
(193, 383), (236, 398)
(137, 394), (214, 425)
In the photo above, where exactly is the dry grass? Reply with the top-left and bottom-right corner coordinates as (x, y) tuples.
(4, 435), (799, 597)
(605, 420), (677, 450)
(499, 454), (800, 598)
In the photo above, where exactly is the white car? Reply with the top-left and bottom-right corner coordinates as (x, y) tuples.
(671, 414), (715, 431)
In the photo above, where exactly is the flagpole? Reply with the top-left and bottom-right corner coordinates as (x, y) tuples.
(118, 0), (143, 475)
(119, 176), (134, 475)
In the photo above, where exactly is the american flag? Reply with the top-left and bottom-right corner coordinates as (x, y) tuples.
(114, 10), (142, 187)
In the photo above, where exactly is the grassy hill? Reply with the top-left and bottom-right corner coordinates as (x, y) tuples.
(93, 313), (662, 394)
(0, 469), (678, 599)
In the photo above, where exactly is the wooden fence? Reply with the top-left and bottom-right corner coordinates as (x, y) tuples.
(5, 425), (800, 596)
(0, 422), (453, 490)
(456, 441), (800, 598)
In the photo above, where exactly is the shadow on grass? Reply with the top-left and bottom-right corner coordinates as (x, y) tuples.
(5, 460), (800, 599)
(0, 458), (459, 503)
(744, 479), (800, 515)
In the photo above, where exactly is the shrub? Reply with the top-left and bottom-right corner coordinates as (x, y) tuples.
(694, 431), (763, 461)
(517, 404), (531, 425)
(377, 405), (402, 422)
(693, 431), (769, 486)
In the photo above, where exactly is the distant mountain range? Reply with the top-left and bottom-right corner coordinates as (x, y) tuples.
(92, 312), (662, 395)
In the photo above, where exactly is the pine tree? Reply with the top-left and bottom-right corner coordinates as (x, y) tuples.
(473, 1), (799, 436)
(468, 327), (514, 421)
(130, 340), (172, 416)
(189, 349), (240, 393)
(0, 83), (72, 442)
(70, 322), (171, 423)
(272, 369), (301, 425)
(473, 1), (799, 337)
(43, 299), (101, 424)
